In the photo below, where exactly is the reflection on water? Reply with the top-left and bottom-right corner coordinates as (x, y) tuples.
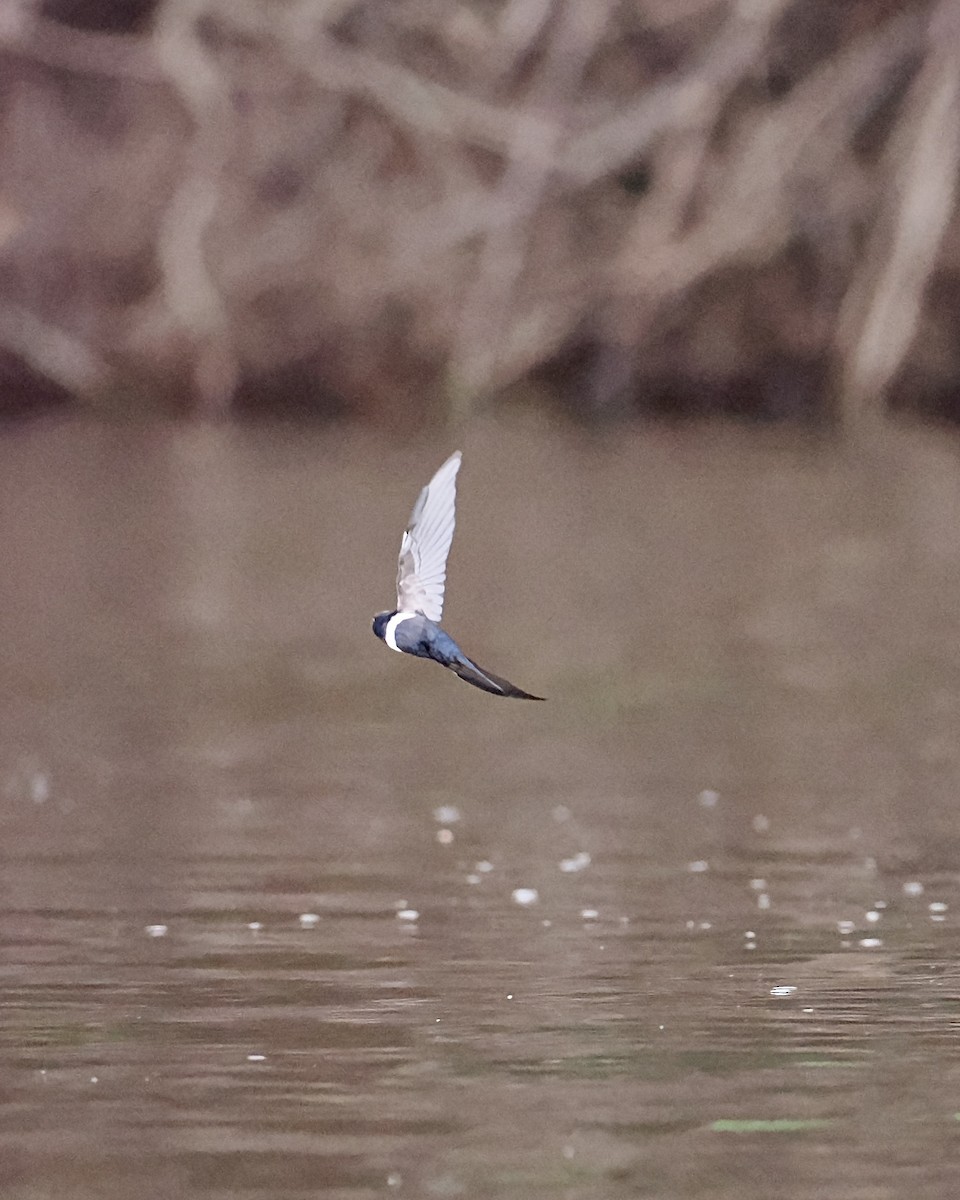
(3, 418), (960, 1198)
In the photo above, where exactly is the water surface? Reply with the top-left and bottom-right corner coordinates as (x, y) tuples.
(3, 418), (960, 1198)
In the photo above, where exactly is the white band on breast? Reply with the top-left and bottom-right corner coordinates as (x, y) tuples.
(385, 611), (417, 653)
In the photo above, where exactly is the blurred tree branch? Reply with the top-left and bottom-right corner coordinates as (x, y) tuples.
(152, 0), (238, 415)
(838, 0), (960, 432)
(0, 0), (956, 430)
(1, 8), (162, 80)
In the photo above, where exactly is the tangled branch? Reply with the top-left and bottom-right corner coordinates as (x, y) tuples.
(0, 0), (956, 429)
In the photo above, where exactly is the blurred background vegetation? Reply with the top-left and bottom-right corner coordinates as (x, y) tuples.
(1, 0), (959, 431)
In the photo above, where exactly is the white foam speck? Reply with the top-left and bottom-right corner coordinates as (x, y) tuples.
(859, 937), (882, 948)
(903, 880), (924, 897)
(145, 924), (168, 938)
(580, 908), (599, 921)
(559, 851), (591, 874)
(865, 910), (881, 923)
(687, 860), (709, 873)
(837, 920), (856, 934)
(929, 901), (948, 913)
(512, 888), (539, 906)
(770, 985), (797, 997)
(436, 828), (454, 845)
(698, 789), (719, 808)
(298, 913), (320, 928)
(396, 909), (419, 922)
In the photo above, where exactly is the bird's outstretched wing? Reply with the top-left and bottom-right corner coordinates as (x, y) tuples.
(396, 451), (462, 622)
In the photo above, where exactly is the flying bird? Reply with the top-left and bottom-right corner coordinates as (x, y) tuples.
(372, 452), (544, 700)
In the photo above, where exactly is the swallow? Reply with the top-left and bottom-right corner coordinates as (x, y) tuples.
(373, 452), (544, 700)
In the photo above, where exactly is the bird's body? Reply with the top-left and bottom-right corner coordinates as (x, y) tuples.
(373, 609), (542, 699)
(372, 453), (544, 700)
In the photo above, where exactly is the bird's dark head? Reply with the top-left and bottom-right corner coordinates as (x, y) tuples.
(372, 611), (397, 641)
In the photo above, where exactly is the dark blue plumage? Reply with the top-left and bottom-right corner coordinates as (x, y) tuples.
(373, 610), (543, 700)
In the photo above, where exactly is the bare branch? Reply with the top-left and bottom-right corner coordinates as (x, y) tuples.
(838, 1), (960, 430)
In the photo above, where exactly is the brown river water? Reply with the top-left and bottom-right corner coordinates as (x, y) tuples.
(3, 416), (960, 1198)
